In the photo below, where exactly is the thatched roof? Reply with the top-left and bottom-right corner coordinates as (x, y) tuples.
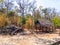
(38, 19), (54, 27)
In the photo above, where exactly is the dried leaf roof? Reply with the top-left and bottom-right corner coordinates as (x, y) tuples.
(38, 19), (54, 27)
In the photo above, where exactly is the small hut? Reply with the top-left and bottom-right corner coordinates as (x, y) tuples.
(35, 19), (55, 33)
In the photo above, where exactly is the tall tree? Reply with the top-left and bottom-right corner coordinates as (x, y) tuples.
(0, 0), (4, 9)
(16, 0), (36, 16)
(0, 0), (6, 14)
(33, 9), (41, 20)
(4, 0), (14, 15)
(42, 8), (57, 20)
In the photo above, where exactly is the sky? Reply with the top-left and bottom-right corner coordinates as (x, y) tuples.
(36, 0), (60, 12)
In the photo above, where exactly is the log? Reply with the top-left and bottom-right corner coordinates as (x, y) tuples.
(11, 27), (24, 35)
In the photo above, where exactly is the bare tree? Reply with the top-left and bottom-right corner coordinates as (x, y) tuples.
(33, 9), (41, 20)
(42, 8), (57, 20)
(0, 0), (4, 12)
(16, 0), (36, 16)
(4, 0), (14, 15)
(0, 0), (4, 9)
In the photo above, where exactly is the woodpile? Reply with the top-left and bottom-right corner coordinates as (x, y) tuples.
(0, 25), (24, 35)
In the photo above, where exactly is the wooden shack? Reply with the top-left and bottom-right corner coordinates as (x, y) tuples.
(35, 19), (55, 33)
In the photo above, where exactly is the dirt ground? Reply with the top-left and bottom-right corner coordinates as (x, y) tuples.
(0, 33), (60, 45)
(0, 29), (60, 45)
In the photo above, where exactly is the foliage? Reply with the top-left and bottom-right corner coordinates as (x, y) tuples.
(25, 16), (34, 29)
(0, 8), (6, 13)
(21, 17), (26, 25)
(0, 13), (22, 28)
(13, 16), (22, 26)
(52, 15), (60, 27)
(0, 1), (60, 30)
(0, 0), (4, 4)
(8, 11), (15, 17)
(42, 8), (57, 20)
(0, 14), (7, 28)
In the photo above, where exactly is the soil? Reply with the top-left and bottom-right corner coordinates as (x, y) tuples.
(0, 29), (60, 45)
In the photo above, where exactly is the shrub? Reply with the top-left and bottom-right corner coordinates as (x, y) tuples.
(21, 17), (26, 25)
(25, 17), (34, 29)
(0, 14), (7, 28)
(8, 11), (15, 17)
(13, 16), (22, 26)
(52, 16), (60, 27)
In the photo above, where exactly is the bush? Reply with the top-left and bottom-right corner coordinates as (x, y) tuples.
(21, 17), (26, 25)
(8, 11), (15, 17)
(0, 14), (7, 28)
(25, 16), (34, 29)
(52, 16), (60, 28)
(0, 13), (22, 28)
(13, 16), (22, 26)
(0, 13), (35, 29)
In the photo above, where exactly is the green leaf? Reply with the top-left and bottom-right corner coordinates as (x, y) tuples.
(0, 0), (4, 3)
